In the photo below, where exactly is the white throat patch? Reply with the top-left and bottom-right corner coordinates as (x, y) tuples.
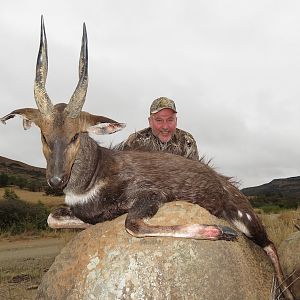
(65, 181), (106, 206)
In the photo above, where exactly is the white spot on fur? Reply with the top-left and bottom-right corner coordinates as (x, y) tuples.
(238, 210), (243, 218)
(246, 213), (252, 221)
(65, 181), (106, 206)
(232, 219), (252, 237)
(223, 186), (229, 192)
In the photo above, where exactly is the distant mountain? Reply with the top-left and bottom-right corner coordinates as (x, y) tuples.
(242, 176), (300, 198)
(0, 155), (46, 183)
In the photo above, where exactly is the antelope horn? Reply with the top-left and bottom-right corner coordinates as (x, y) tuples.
(34, 15), (53, 116)
(65, 23), (88, 118)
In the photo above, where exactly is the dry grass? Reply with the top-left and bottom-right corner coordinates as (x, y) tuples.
(259, 209), (300, 248)
(0, 187), (64, 208)
(0, 188), (298, 299)
(0, 229), (79, 244)
(0, 187), (299, 246)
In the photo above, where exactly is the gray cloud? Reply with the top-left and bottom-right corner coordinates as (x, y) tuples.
(1, 1), (300, 188)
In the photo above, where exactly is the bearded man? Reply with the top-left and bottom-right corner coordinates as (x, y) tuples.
(116, 97), (199, 160)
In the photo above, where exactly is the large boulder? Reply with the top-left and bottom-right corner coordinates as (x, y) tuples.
(37, 201), (273, 300)
(279, 230), (300, 299)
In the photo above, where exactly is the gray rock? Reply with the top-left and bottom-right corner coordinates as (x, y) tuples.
(37, 201), (273, 300)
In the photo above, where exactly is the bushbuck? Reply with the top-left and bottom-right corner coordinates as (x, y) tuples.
(0, 16), (294, 299)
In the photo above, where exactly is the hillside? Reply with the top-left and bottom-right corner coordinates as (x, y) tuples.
(242, 176), (300, 198)
(1, 154), (300, 201)
(0, 155), (46, 184)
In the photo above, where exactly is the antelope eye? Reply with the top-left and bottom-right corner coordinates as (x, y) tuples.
(71, 133), (79, 143)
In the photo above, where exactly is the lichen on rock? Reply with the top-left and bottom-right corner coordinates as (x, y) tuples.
(37, 201), (273, 300)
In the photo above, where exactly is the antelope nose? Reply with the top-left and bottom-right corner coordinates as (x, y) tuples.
(48, 176), (63, 188)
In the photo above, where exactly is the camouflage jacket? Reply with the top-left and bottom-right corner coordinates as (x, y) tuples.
(116, 127), (199, 161)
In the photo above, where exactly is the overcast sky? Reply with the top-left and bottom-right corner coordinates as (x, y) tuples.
(1, 1), (300, 188)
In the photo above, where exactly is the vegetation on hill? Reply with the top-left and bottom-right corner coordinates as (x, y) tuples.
(242, 176), (300, 213)
(0, 156), (64, 195)
(249, 194), (299, 213)
(0, 155), (47, 193)
(0, 172), (63, 195)
(242, 176), (300, 197)
(0, 172), (45, 191)
(0, 156), (64, 235)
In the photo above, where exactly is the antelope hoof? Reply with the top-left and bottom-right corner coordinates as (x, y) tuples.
(47, 207), (91, 229)
(217, 225), (238, 241)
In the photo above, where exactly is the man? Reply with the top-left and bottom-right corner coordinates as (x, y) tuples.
(116, 97), (199, 160)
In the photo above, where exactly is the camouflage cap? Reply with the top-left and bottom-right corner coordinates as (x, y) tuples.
(150, 97), (177, 115)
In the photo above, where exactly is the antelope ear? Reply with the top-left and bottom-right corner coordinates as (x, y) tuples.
(1, 108), (41, 130)
(80, 112), (126, 135)
(87, 122), (126, 135)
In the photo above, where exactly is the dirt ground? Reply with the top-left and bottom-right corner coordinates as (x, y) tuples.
(0, 237), (66, 300)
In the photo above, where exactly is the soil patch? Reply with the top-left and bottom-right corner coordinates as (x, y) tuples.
(0, 237), (66, 300)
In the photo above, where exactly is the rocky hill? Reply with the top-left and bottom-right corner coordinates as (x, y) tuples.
(242, 176), (300, 198)
(0, 155), (46, 183)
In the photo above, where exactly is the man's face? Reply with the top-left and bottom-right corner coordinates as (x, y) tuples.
(148, 108), (177, 143)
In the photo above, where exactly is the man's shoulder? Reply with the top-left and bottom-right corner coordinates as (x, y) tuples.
(127, 127), (152, 140)
(175, 128), (197, 144)
(122, 128), (154, 147)
(174, 128), (199, 160)
(116, 127), (156, 151)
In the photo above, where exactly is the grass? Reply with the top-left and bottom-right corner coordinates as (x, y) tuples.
(0, 228), (79, 243)
(0, 258), (52, 283)
(0, 187), (299, 245)
(0, 187), (67, 239)
(0, 187), (64, 208)
(0, 188), (298, 299)
(258, 209), (300, 247)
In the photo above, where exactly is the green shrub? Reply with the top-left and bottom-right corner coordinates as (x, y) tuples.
(250, 195), (300, 212)
(3, 188), (19, 200)
(0, 173), (46, 191)
(0, 188), (50, 234)
(260, 205), (282, 214)
(44, 186), (64, 196)
(0, 173), (8, 187)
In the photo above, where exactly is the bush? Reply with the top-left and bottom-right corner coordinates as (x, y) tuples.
(27, 180), (42, 192)
(0, 173), (8, 187)
(260, 205), (282, 214)
(0, 173), (47, 191)
(0, 188), (50, 234)
(3, 188), (19, 200)
(282, 198), (299, 209)
(44, 186), (64, 196)
(250, 195), (300, 212)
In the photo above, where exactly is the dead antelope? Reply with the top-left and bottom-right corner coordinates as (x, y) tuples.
(0, 16), (294, 300)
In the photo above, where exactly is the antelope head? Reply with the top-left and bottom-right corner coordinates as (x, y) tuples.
(1, 16), (125, 189)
